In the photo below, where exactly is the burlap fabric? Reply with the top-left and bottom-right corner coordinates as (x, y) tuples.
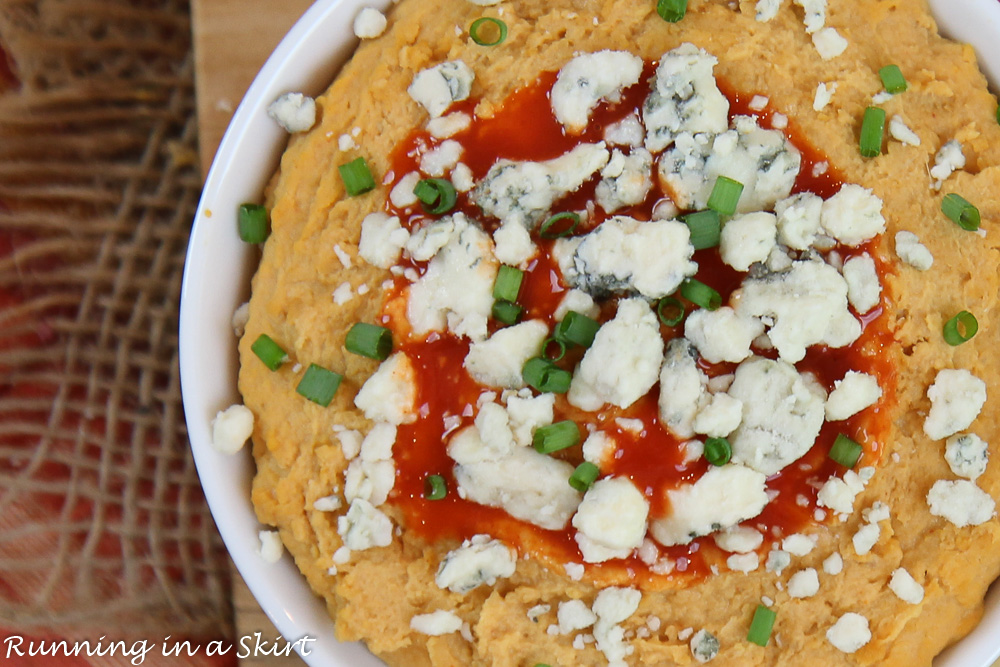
(0, 0), (231, 642)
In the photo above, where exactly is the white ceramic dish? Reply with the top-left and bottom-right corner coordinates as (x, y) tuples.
(179, 1), (1000, 664)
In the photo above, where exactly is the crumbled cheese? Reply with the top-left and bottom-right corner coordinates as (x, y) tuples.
(555, 289), (600, 321)
(604, 113), (645, 147)
(473, 143), (610, 227)
(551, 50), (644, 132)
(727, 357), (826, 475)
(945, 433), (989, 480)
(842, 253), (881, 313)
(788, 568), (820, 598)
(359, 212), (409, 268)
(354, 352), (417, 425)
(337, 428), (363, 460)
(564, 562), (585, 580)
(813, 82), (837, 111)
(748, 95), (769, 111)
(692, 392), (743, 438)
(407, 214), (498, 341)
(766, 549), (791, 574)
(557, 600), (598, 634)
(643, 43), (729, 153)
(333, 282), (353, 305)
(258, 530), (283, 563)
(649, 464), (768, 546)
(736, 259), (860, 363)
(435, 534), (517, 593)
(231, 301), (250, 337)
(313, 495), (342, 512)
(592, 588), (642, 667)
(338, 498), (394, 551)
(267, 92), (316, 133)
(527, 604), (551, 622)
(775, 192), (823, 250)
(569, 299), (664, 411)
(689, 629), (720, 663)
(419, 139), (464, 177)
(596, 148), (654, 213)
(659, 115), (801, 213)
(410, 610), (463, 636)
(427, 111), (472, 139)
(211, 404), (254, 454)
(714, 525), (764, 553)
(782, 533), (817, 556)
(812, 27), (848, 60)
(553, 216), (697, 300)
(389, 172), (421, 209)
(820, 184), (885, 246)
(685, 306), (765, 364)
(463, 319), (548, 389)
(927, 479), (996, 527)
(826, 613), (871, 653)
(353, 7), (387, 39)
(727, 552), (760, 573)
(582, 431), (616, 466)
(816, 470), (866, 514)
(451, 162), (475, 192)
(923, 369), (988, 440)
(823, 552), (844, 575)
(825, 371), (882, 421)
(889, 115), (921, 146)
(573, 477), (650, 562)
(894, 231), (933, 270)
(454, 447), (581, 530)
(408, 60), (475, 118)
(889, 567), (925, 604)
(719, 211), (777, 271)
(930, 140), (965, 188)
(852, 522), (880, 556)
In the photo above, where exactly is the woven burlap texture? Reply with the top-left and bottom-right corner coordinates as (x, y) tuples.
(0, 0), (231, 639)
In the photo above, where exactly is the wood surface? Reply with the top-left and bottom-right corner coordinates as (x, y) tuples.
(189, 1), (1000, 666)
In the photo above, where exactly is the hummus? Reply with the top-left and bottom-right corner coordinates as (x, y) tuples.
(237, 0), (1000, 665)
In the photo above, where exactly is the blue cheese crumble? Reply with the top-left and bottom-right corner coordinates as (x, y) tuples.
(551, 50), (644, 133)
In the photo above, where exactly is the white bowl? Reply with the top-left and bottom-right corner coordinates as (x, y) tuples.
(179, 1), (1000, 665)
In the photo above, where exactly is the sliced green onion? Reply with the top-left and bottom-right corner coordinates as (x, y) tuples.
(522, 357), (572, 394)
(859, 106), (886, 158)
(251, 333), (288, 371)
(941, 193), (981, 231)
(554, 311), (601, 348)
(657, 0), (688, 22)
(657, 296), (685, 326)
(703, 437), (732, 466)
(569, 462), (600, 492)
(943, 310), (978, 346)
(539, 212), (580, 239)
(681, 279), (721, 311)
(338, 157), (376, 196)
(493, 265), (524, 302)
(238, 203), (269, 243)
(829, 433), (863, 468)
(533, 420), (581, 454)
(345, 322), (393, 360)
(424, 474), (447, 500)
(706, 176), (744, 217)
(542, 337), (567, 362)
(682, 209), (721, 250)
(747, 605), (776, 647)
(413, 178), (458, 215)
(469, 17), (508, 46)
(879, 64), (907, 94)
(296, 363), (342, 407)
(492, 299), (523, 325)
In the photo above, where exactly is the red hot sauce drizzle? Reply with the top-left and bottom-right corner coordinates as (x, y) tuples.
(380, 63), (896, 588)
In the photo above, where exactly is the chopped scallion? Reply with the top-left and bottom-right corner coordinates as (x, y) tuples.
(522, 357), (572, 394)
(345, 322), (393, 360)
(656, 0), (688, 22)
(657, 296), (685, 326)
(859, 106), (886, 158)
(492, 299), (523, 325)
(238, 203), (269, 243)
(469, 17), (508, 46)
(555, 310), (601, 348)
(424, 474), (447, 500)
(413, 178), (458, 215)
(493, 265), (524, 302)
(533, 420), (581, 454)
(747, 605), (776, 646)
(943, 310), (978, 346)
(569, 462), (600, 492)
(251, 333), (288, 371)
(703, 437), (732, 466)
(941, 193), (980, 231)
(829, 433), (863, 468)
(296, 363), (342, 407)
(681, 278), (722, 311)
(706, 176), (744, 217)
(542, 337), (567, 362)
(683, 209), (721, 250)
(338, 157), (376, 196)
(539, 212), (580, 239)
(879, 64), (907, 94)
